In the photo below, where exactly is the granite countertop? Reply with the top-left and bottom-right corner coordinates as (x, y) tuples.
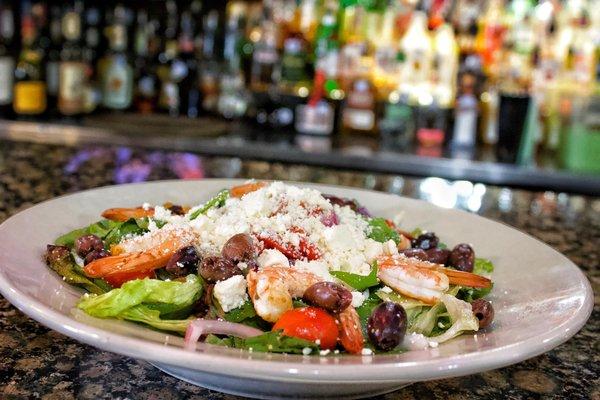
(0, 140), (597, 400)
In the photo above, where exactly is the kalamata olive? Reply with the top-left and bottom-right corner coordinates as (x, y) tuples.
(167, 204), (186, 215)
(74, 234), (104, 257)
(166, 246), (200, 277)
(303, 282), (352, 313)
(367, 302), (407, 351)
(425, 248), (451, 265)
(322, 195), (371, 217)
(84, 249), (110, 265)
(449, 243), (475, 272)
(411, 232), (439, 250)
(471, 299), (494, 329)
(221, 233), (255, 263)
(199, 256), (242, 283)
(399, 248), (428, 261)
(45, 244), (70, 264)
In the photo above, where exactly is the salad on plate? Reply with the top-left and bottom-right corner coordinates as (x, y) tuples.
(45, 181), (494, 355)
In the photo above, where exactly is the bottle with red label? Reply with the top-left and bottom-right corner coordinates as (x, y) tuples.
(340, 73), (377, 136)
(295, 69), (336, 136)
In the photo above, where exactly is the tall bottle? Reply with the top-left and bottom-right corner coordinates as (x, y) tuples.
(58, 3), (87, 117)
(250, 19), (279, 92)
(199, 10), (222, 113)
(341, 62), (378, 135)
(45, 5), (61, 115)
(177, 10), (201, 118)
(100, 22), (133, 110)
(13, 2), (47, 118)
(399, 11), (433, 104)
(0, 2), (16, 118)
(295, 69), (336, 136)
(133, 11), (157, 114)
(431, 23), (459, 108)
(157, 0), (179, 115)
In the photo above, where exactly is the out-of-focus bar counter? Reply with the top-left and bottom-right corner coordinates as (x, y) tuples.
(0, 122), (598, 399)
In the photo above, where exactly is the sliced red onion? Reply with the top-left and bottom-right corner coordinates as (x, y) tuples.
(184, 318), (263, 351)
(320, 211), (339, 227)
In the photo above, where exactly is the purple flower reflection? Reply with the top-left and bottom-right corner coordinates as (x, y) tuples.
(168, 153), (204, 179)
(114, 159), (152, 183)
(64, 148), (109, 174)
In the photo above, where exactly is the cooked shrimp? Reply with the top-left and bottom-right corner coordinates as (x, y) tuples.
(101, 207), (155, 221)
(84, 226), (197, 278)
(377, 254), (492, 305)
(246, 265), (321, 323)
(335, 307), (364, 354)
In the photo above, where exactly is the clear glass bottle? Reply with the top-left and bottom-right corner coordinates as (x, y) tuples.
(100, 23), (133, 110)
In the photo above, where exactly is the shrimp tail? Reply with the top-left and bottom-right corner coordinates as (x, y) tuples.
(436, 267), (492, 288)
(336, 307), (364, 354)
(101, 207), (154, 222)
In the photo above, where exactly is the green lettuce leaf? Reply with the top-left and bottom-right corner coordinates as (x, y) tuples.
(473, 258), (494, 275)
(367, 218), (400, 244)
(205, 330), (319, 354)
(331, 263), (379, 291)
(458, 258), (494, 302)
(188, 190), (229, 220)
(77, 275), (203, 332)
(119, 305), (192, 333)
(428, 294), (479, 343)
(355, 291), (382, 334)
(55, 218), (149, 248)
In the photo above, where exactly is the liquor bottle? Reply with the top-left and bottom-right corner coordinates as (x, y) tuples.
(13, 2), (47, 118)
(341, 63), (377, 135)
(451, 0), (482, 55)
(218, 2), (250, 120)
(199, 9), (222, 113)
(82, 5), (102, 114)
(177, 10), (201, 118)
(45, 5), (61, 115)
(451, 71), (479, 148)
(250, 19), (279, 93)
(157, 0), (180, 115)
(0, 2), (16, 118)
(379, 90), (414, 149)
(314, 1), (342, 100)
(58, 3), (87, 117)
(371, 5), (399, 100)
(133, 11), (157, 114)
(100, 23), (133, 110)
(431, 23), (459, 109)
(399, 11), (433, 104)
(279, 27), (310, 93)
(295, 69), (335, 136)
(475, 0), (508, 78)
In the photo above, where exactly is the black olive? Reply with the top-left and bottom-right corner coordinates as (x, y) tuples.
(367, 302), (407, 351)
(221, 233), (255, 263)
(399, 248), (429, 261)
(411, 232), (439, 250)
(303, 282), (352, 313)
(84, 249), (110, 265)
(45, 245), (71, 265)
(449, 243), (475, 272)
(425, 248), (451, 265)
(166, 246), (201, 277)
(199, 256), (242, 283)
(74, 234), (104, 257)
(471, 299), (494, 329)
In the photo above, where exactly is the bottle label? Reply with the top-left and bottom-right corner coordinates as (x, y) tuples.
(0, 56), (15, 105)
(46, 61), (60, 96)
(13, 81), (47, 114)
(102, 60), (133, 109)
(59, 61), (86, 114)
(343, 108), (375, 130)
(295, 103), (334, 135)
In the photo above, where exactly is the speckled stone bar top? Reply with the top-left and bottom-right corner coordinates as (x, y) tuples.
(0, 140), (598, 399)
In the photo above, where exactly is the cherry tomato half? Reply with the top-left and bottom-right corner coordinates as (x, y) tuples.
(103, 269), (156, 288)
(272, 306), (338, 350)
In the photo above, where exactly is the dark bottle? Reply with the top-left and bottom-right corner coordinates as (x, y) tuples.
(177, 10), (200, 118)
(295, 69), (335, 136)
(199, 9), (222, 114)
(13, 2), (47, 118)
(157, 0), (179, 115)
(133, 10), (157, 114)
(81, 5), (102, 114)
(45, 4), (61, 115)
(250, 20), (278, 93)
(58, 2), (87, 117)
(0, 1), (16, 118)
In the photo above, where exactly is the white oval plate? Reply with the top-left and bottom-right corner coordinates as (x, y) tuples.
(0, 179), (593, 399)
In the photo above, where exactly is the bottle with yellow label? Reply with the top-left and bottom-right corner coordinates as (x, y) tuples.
(13, 5), (47, 118)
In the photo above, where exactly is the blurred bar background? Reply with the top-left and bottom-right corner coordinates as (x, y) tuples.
(0, 0), (598, 193)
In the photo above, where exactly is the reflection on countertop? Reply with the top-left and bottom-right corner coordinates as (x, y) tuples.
(0, 140), (598, 400)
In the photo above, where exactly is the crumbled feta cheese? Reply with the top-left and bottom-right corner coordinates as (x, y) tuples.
(333, 350), (340, 354)
(319, 349), (331, 356)
(402, 333), (430, 350)
(380, 286), (393, 293)
(257, 249), (289, 269)
(294, 260), (334, 281)
(315, 339), (321, 345)
(364, 239), (384, 262)
(237, 262), (248, 271)
(361, 348), (373, 355)
(213, 275), (248, 312)
(383, 240), (398, 256)
(153, 205), (173, 221)
(351, 291), (366, 308)
(302, 347), (313, 355)
(142, 202), (151, 210)
(428, 341), (439, 348)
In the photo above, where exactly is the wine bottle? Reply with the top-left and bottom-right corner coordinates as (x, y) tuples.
(0, 2), (16, 118)
(58, 3), (87, 117)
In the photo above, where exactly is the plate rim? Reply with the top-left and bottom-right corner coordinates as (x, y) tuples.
(0, 178), (593, 383)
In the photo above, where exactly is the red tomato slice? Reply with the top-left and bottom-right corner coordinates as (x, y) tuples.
(272, 307), (338, 350)
(103, 269), (156, 288)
